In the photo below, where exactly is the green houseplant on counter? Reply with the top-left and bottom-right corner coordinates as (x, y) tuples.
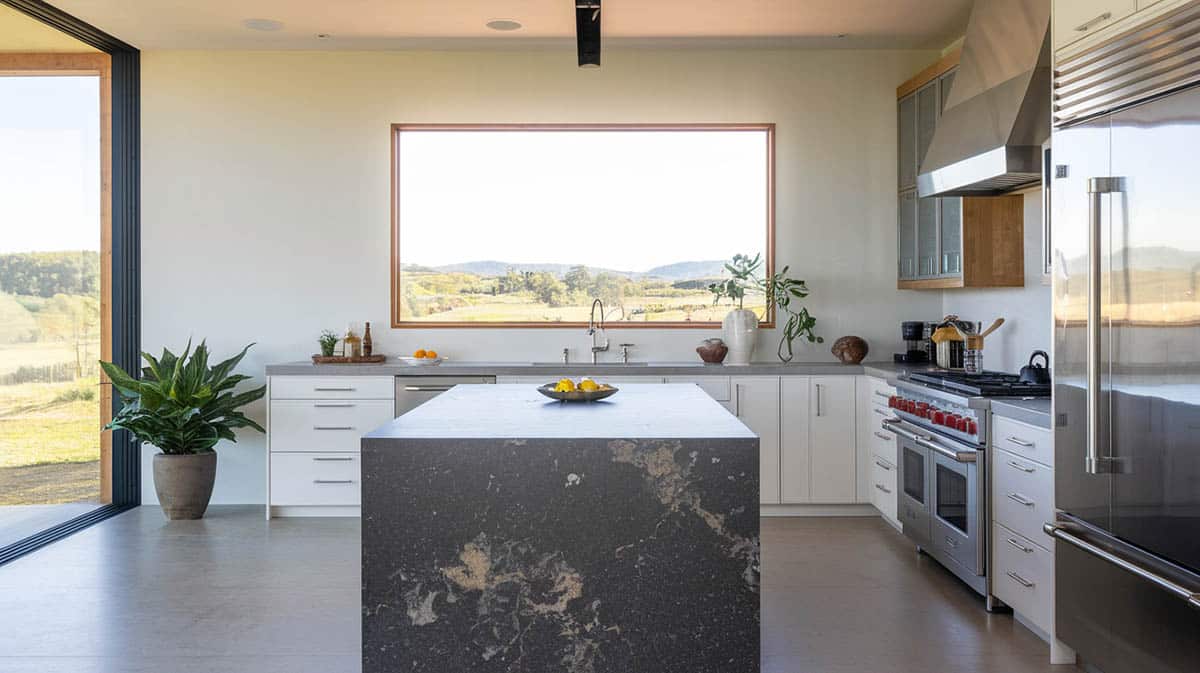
(100, 341), (265, 520)
(709, 253), (823, 363)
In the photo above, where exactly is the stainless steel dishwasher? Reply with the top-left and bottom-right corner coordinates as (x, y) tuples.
(394, 376), (494, 417)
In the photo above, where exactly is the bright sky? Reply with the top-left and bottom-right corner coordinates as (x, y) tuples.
(0, 76), (100, 254)
(398, 130), (767, 272)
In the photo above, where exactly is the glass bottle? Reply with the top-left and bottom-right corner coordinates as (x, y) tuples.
(363, 322), (373, 357)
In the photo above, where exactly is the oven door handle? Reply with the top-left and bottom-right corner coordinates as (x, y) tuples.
(1044, 523), (1200, 610)
(881, 419), (977, 463)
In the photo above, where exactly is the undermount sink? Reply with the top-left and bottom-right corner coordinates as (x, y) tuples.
(529, 361), (650, 366)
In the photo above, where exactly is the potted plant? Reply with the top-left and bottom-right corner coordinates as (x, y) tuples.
(709, 253), (823, 363)
(100, 341), (266, 520)
(318, 330), (339, 357)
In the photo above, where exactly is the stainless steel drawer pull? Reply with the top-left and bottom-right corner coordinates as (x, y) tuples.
(873, 431), (892, 441)
(312, 457), (354, 462)
(882, 419), (977, 463)
(874, 459), (893, 471)
(873, 390), (891, 399)
(313, 425), (354, 431)
(1006, 436), (1035, 447)
(1006, 571), (1036, 588)
(1006, 537), (1034, 554)
(1007, 460), (1036, 473)
(1044, 523), (1200, 610)
(403, 386), (454, 392)
(944, 536), (958, 548)
(873, 408), (892, 418)
(1006, 492), (1035, 507)
(874, 484), (892, 494)
(314, 403), (355, 408)
(313, 479), (355, 484)
(314, 387), (355, 392)
(1074, 11), (1111, 32)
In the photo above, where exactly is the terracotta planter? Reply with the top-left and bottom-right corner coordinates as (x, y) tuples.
(152, 452), (217, 520)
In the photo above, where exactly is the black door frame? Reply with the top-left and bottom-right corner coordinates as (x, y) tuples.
(0, 0), (140, 566)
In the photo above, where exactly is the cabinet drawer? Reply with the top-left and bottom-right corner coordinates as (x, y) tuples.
(270, 376), (394, 400)
(992, 521), (1053, 634)
(270, 452), (361, 506)
(992, 415), (1053, 467)
(869, 403), (898, 463)
(870, 457), (898, 524)
(270, 400), (395, 452)
(665, 376), (730, 401)
(993, 448), (1055, 543)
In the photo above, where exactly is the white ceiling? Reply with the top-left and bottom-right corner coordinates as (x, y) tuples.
(48, 0), (971, 50)
(0, 4), (97, 52)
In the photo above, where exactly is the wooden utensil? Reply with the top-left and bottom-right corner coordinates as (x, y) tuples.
(979, 318), (1005, 339)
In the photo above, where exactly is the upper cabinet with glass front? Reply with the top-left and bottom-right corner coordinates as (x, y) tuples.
(896, 51), (1026, 290)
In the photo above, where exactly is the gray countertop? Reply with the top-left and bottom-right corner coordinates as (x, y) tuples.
(989, 398), (1052, 429)
(365, 383), (756, 440)
(266, 359), (933, 379)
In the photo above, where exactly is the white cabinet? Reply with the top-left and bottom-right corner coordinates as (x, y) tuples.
(1054, 0), (1137, 51)
(809, 377), (857, 503)
(780, 376), (857, 504)
(780, 377), (811, 503)
(267, 375), (394, 518)
(731, 376), (781, 504)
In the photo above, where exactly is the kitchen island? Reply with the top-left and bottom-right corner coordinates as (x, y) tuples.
(361, 383), (760, 673)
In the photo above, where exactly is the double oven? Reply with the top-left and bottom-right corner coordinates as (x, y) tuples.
(883, 383), (990, 601)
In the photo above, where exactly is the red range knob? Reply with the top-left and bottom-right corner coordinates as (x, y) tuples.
(888, 395), (898, 408)
(933, 411), (945, 425)
(967, 420), (978, 435)
(956, 417), (969, 432)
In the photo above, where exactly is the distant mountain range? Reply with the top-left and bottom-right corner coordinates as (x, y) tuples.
(403, 259), (730, 281)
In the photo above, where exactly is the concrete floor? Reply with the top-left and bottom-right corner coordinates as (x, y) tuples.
(0, 501), (99, 550)
(0, 507), (1077, 673)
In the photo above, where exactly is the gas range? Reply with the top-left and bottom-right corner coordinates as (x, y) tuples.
(890, 370), (1050, 447)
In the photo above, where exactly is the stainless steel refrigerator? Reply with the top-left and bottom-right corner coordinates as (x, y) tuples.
(1048, 8), (1200, 672)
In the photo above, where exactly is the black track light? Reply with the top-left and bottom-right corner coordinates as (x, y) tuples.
(575, 1), (601, 68)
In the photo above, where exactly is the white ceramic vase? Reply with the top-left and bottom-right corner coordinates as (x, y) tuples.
(722, 309), (758, 365)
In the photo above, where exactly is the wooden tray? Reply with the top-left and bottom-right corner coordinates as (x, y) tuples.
(311, 354), (387, 364)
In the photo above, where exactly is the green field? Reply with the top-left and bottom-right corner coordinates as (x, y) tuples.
(399, 267), (767, 323)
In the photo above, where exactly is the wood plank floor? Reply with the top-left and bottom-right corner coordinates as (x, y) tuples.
(0, 507), (1078, 672)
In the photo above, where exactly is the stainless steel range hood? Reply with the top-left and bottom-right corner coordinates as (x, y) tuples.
(917, 0), (1051, 197)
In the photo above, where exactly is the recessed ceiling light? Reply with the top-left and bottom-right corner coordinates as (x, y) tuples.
(316, 33), (333, 40)
(834, 33), (849, 38)
(242, 18), (284, 32)
(486, 18), (523, 31)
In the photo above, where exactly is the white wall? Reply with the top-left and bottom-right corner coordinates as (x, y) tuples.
(940, 189), (1052, 374)
(140, 48), (942, 503)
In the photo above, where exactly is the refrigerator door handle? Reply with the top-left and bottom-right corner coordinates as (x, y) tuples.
(1045, 523), (1200, 610)
(1085, 177), (1125, 475)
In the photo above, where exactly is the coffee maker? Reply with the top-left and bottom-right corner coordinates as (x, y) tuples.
(893, 321), (934, 363)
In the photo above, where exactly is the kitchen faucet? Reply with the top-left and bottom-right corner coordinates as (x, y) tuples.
(587, 298), (609, 364)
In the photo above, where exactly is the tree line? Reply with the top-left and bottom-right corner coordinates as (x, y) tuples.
(0, 251), (100, 298)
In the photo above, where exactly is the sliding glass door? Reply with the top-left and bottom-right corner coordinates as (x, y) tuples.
(0, 59), (109, 550)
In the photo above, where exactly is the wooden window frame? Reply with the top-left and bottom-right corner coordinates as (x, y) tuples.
(389, 123), (776, 329)
(0, 52), (113, 502)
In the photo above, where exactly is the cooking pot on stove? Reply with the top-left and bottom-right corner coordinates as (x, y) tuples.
(1019, 350), (1051, 384)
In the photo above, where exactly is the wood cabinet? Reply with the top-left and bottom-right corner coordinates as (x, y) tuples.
(896, 52), (1026, 290)
(780, 376), (857, 504)
(731, 376), (782, 505)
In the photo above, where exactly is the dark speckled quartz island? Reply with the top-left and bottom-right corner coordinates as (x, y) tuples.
(361, 384), (760, 673)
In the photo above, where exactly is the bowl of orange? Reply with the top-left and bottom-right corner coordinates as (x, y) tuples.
(399, 348), (444, 366)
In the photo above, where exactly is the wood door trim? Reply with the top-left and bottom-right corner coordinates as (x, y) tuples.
(390, 123), (777, 329)
(1, 52), (113, 502)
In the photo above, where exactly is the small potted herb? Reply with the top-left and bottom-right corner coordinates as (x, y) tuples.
(318, 330), (340, 357)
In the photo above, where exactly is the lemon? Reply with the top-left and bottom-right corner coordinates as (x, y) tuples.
(578, 379), (599, 392)
(554, 378), (576, 393)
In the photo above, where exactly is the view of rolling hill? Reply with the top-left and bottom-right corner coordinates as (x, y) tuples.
(397, 258), (764, 323)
